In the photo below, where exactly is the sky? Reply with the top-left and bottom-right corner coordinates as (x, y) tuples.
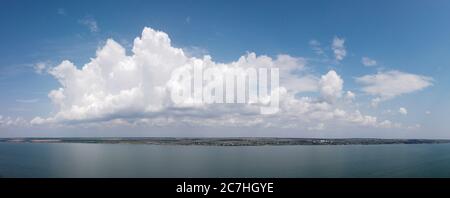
(0, 0), (449, 138)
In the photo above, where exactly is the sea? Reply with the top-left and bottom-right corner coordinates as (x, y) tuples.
(1, 142), (450, 178)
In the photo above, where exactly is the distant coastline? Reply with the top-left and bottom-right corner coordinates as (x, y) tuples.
(1, 137), (450, 146)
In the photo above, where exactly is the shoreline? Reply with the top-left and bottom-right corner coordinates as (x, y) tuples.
(1, 137), (450, 146)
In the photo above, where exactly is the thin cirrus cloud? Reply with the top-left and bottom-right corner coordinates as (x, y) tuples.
(29, 27), (406, 131)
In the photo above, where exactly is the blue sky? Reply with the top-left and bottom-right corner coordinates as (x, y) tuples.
(0, 0), (449, 138)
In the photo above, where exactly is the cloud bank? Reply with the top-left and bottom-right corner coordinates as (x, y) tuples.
(29, 27), (424, 131)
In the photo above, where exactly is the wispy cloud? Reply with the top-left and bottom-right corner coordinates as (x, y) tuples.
(78, 16), (99, 32)
(309, 39), (324, 55)
(332, 36), (346, 61)
(0, 63), (33, 80)
(34, 62), (47, 74)
(57, 8), (66, 16)
(356, 70), (433, 105)
(16, 98), (39, 103)
(361, 57), (377, 67)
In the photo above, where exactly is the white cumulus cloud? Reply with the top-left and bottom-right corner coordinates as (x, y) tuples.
(318, 70), (343, 102)
(31, 27), (412, 131)
(0, 115), (28, 127)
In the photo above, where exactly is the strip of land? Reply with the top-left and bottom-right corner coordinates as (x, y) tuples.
(1, 137), (450, 146)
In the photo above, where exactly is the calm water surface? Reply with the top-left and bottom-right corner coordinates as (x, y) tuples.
(1, 142), (450, 178)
